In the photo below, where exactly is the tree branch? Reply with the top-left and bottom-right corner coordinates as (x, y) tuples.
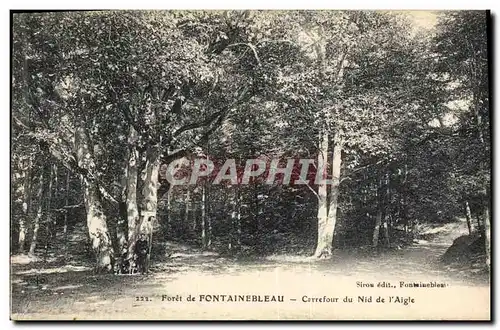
(98, 186), (120, 205)
(305, 182), (320, 200)
(172, 109), (225, 138)
(12, 116), (31, 130)
(173, 85), (251, 139)
(162, 148), (191, 164)
(257, 39), (298, 47)
(32, 133), (121, 207)
(227, 43), (261, 66)
(52, 203), (84, 212)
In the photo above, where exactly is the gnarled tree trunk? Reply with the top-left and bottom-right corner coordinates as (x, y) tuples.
(126, 126), (140, 263)
(140, 147), (160, 232)
(138, 146), (161, 271)
(82, 177), (114, 272)
(115, 155), (128, 255)
(75, 126), (114, 272)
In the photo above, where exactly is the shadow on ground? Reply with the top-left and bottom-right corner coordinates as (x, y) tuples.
(12, 239), (489, 300)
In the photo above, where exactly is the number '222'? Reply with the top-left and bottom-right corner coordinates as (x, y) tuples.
(136, 296), (151, 301)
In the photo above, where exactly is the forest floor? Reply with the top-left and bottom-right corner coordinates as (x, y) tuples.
(11, 220), (490, 320)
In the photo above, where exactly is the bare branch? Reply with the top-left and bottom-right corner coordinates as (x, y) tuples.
(162, 149), (190, 164)
(257, 39), (298, 47)
(12, 116), (31, 130)
(305, 182), (320, 200)
(52, 203), (84, 212)
(99, 186), (119, 205)
(173, 109), (225, 138)
(173, 85), (251, 139)
(227, 43), (261, 66)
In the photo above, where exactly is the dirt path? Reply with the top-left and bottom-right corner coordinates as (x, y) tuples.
(11, 241), (490, 320)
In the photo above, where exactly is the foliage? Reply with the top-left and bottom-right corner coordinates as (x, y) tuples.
(11, 10), (490, 263)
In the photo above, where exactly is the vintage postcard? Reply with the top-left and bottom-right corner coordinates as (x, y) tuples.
(10, 9), (491, 320)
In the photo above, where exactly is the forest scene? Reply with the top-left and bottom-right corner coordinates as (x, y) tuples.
(10, 10), (491, 320)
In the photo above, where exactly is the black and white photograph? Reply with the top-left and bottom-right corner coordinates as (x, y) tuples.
(10, 9), (491, 320)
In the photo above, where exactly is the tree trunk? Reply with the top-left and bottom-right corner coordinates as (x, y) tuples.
(18, 208), (28, 253)
(372, 209), (382, 248)
(483, 199), (491, 269)
(18, 157), (32, 253)
(138, 146), (161, 272)
(382, 221), (390, 247)
(230, 186), (242, 250)
(236, 190), (241, 248)
(165, 188), (172, 239)
(472, 89), (489, 268)
(185, 188), (191, 232)
(63, 170), (70, 255)
(126, 127), (140, 263)
(254, 183), (261, 235)
(116, 152), (128, 255)
(115, 205), (127, 254)
(474, 100), (485, 144)
(324, 131), (342, 255)
(464, 201), (473, 235)
(382, 172), (390, 247)
(401, 163), (410, 238)
(313, 129), (330, 258)
(29, 171), (44, 256)
(82, 177), (114, 272)
(372, 175), (384, 247)
(475, 213), (482, 231)
(50, 165), (58, 240)
(312, 34), (348, 258)
(75, 126), (114, 271)
(205, 145), (212, 248)
(43, 164), (55, 257)
(201, 185), (207, 248)
(206, 184), (212, 248)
